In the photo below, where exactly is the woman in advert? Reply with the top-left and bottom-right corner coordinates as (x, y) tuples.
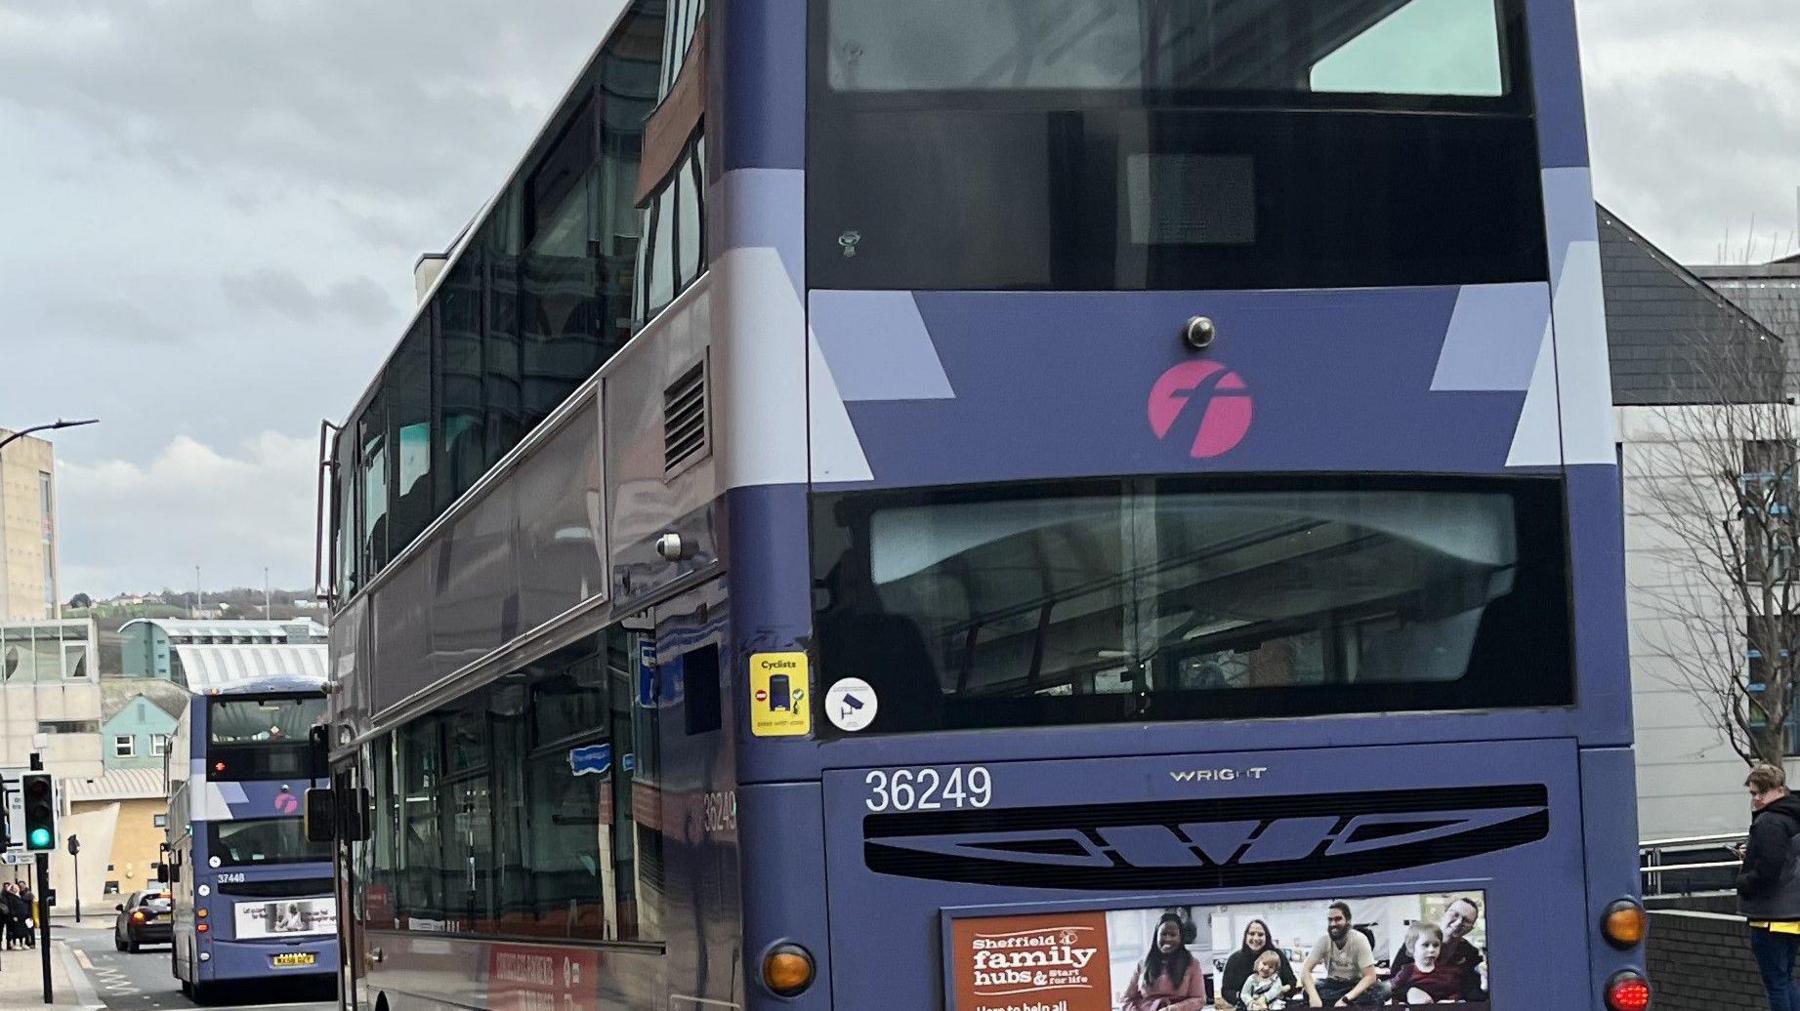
(1122, 911), (1211, 1011)
(1217, 919), (1298, 1009)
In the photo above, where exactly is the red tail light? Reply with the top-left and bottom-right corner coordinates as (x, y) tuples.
(1606, 971), (1651, 1011)
(129, 910), (145, 924)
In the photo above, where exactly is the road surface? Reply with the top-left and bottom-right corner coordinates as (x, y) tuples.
(57, 921), (335, 1011)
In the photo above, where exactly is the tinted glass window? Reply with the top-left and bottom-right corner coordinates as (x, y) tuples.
(812, 477), (1571, 734)
(357, 628), (660, 942)
(398, 719), (443, 920)
(633, 135), (706, 326)
(387, 322), (433, 550)
(434, 256), (486, 510)
(208, 697), (324, 744)
(529, 647), (608, 747)
(334, 428), (359, 598)
(208, 818), (331, 867)
(826, 0), (1507, 96)
(364, 736), (398, 930)
(359, 398), (389, 573)
(341, 1), (663, 592)
(808, 0), (1544, 292)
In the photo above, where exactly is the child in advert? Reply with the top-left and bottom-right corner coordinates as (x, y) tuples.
(1238, 950), (1286, 1010)
(1387, 925), (1462, 1005)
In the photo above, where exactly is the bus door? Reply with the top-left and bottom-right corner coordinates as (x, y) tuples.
(650, 581), (740, 1007)
(331, 762), (364, 1010)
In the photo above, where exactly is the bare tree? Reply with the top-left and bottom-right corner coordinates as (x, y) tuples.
(1632, 307), (1799, 767)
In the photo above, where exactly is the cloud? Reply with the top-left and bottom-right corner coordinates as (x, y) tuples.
(56, 433), (319, 596)
(0, 1), (623, 549)
(1579, 0), (1800, 262)
(221, 269), (398, 326)
(0, 1), (621, 214)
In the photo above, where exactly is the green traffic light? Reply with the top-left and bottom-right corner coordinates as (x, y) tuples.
(27, 828), (50, 848)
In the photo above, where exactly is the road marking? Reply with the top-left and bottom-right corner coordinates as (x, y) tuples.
(74, 948), (94, 969)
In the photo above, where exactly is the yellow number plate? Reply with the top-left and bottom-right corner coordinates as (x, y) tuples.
(272, 953), (317, 968)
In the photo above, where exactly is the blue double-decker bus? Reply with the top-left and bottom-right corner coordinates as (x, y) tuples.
(167, 676), (338, 1001)
(319, 1), (1647, 1009)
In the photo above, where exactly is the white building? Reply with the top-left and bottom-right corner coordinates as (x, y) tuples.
(1603, 207), (1794, 838)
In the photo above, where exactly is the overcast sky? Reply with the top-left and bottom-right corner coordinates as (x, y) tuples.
(0, 0), (1794, 598)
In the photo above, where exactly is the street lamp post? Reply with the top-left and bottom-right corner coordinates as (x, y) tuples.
(0, 419), (99, 456)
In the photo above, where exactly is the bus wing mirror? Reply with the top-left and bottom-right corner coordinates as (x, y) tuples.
(304, 788), (336, 843)
(307, 725), (330, 780)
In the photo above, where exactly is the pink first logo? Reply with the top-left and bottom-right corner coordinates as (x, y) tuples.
(1147, 360), (1254, 458)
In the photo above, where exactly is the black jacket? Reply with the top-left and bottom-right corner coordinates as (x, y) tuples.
(1740, 794), (1800, 919)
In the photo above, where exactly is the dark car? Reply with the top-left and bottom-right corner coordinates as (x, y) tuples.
(114, 890), (172, 952)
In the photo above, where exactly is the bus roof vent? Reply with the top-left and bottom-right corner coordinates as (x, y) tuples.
(663, 359), (709, 476)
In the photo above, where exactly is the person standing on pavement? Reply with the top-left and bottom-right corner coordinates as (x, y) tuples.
(17, 883), (36, 948)
(0, 882), (21, 950)
(1740, 763), (1800, 1011)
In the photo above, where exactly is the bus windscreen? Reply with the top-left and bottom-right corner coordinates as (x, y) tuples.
(207, 817), (333, 867)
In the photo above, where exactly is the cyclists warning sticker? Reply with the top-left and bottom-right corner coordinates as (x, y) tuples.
(749, 652), (810, 737)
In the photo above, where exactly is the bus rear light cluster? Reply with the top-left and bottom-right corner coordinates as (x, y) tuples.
(196, 922), (209, 934)
(1602, 899), (1648, 948)
(196, 908), (208, 918)
(761, 943), (816, 998)
(1606, 971), (1651, 1011)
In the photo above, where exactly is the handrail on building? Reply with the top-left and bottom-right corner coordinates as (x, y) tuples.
(1640, 831), (1747, 898)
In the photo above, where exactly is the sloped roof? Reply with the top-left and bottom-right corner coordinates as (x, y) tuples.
(1598, 205), (1786, 405)
(65, 768), (166, 802)
(175, 644), (328, 693)
(118, 618), (326, 640)
(1688, 261), (1800, 345)
(101, 679), (190, 721)
(100, 693), (185, 731)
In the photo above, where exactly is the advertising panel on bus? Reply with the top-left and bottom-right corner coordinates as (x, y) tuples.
(949, 891), (1490, 1011)
(233, 895), (338, 940)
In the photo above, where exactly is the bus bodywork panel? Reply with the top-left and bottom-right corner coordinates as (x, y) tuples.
(807, 285), (1565, 489)
(821, 739), (1585, 1009)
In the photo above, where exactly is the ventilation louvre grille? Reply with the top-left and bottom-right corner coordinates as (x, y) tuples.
(663, 361), (708, 475)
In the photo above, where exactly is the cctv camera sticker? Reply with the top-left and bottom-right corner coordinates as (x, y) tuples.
(825, 678), (878, 732)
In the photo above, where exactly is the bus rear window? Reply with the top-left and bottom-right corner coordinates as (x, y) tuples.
(206, 696), (324, 780)
(807, 0), (1546, 291)
(810, 476), (1572, 734)
(208, 696), (325, 745)
(824, 0), (1509, 98)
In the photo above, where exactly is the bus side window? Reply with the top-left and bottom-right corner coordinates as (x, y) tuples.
(684, 645), (721, 735)
(366, 628), (664, 944)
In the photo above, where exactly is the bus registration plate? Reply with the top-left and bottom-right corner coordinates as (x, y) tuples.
(272, 952), (316, 968)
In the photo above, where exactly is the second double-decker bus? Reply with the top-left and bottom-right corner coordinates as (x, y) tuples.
(317, 0), (1647, 1009)
(167, 676), (337, 1001)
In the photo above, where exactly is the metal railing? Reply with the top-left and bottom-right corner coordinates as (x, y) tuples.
(1641, 832), (1746, 898)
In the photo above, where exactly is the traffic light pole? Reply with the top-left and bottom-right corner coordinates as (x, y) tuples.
(29, 753), (50, 1005)
(35, 852), (50, 1004)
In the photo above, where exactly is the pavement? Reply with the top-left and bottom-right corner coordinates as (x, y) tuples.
(0, 926), (86, 1009)
(0, 920), (335, 1011)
